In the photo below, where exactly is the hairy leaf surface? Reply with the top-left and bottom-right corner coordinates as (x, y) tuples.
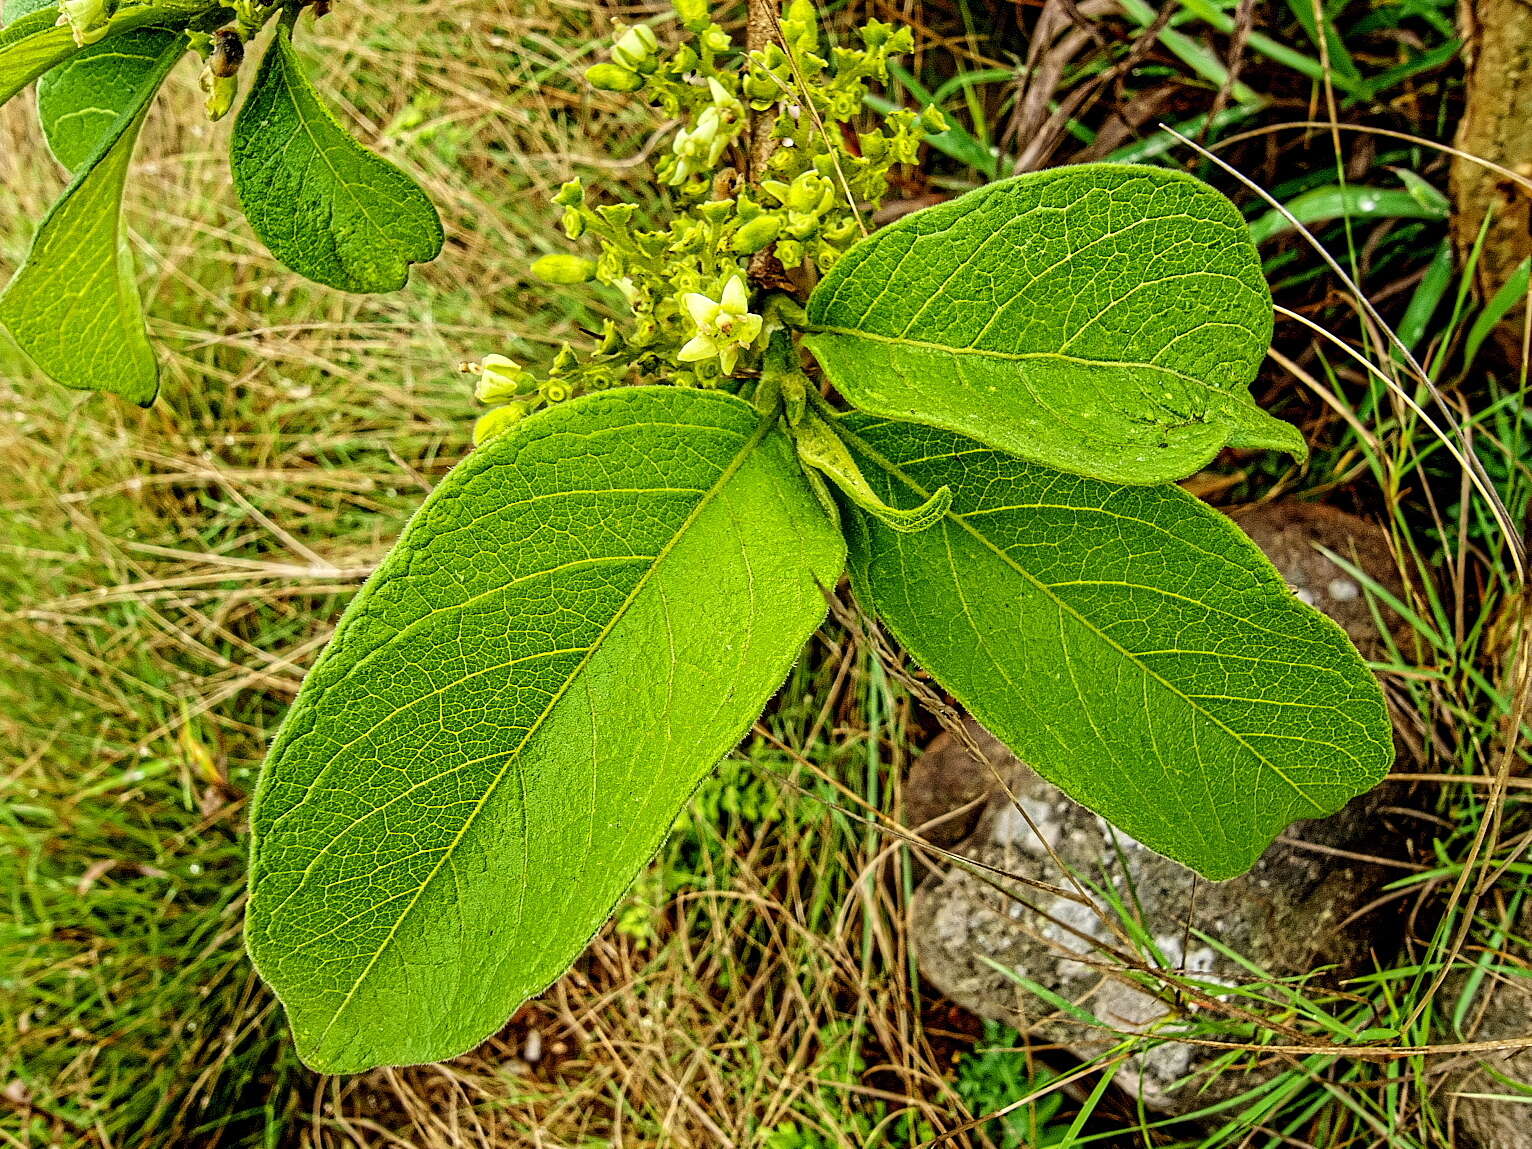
(804, 165), (1306, 486)
(247, 387), (844, 1073)
(231, 25), (443, 292)
(0, 34), (176, 403)
(1, 0), (53, 22)
(840, 416), (1391, 879)
(39, 25), (182, 171)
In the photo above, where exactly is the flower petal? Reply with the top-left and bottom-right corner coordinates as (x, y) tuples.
(683, 293), (718, 329)
(678, 334), (719, 362)
(720, 274), (750, 315)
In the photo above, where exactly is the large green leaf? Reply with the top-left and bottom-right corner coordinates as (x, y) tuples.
(0, 30), (177, 404)
(246, 387), (844, 1073)
(38, 25), (184, 172)
(0, 3), (178, 106)
(839, 415), (1392, 880)
(803, 165), (1307, 486)
(231, 24), (443, 292)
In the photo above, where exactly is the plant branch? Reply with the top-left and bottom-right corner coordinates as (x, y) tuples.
(745, 0), (779, 182)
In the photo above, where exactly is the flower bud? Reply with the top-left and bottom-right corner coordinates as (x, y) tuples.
(785, 171), (832, 214)
(822, 217), (859, 245)
(561, 210), (586, 239)
(700, 26), (731, 54)
(860, 19), (892, 49)
(530, 254), (596, 284)
(541, 379), (573, 404)
(610, 23), (659, 72)
(743, 71), (778, 103)
(57, 0), (110, 45)
(596, 203), (638, 230)
(730, 214), (781, 253)
(673, 0), (709, 31)
(586, 62), (644, 92)
(471, 354), (536, 403)
(597, 319), (622, 353)
(473, 402), (529, 445)
(200, 68), (238, 122)
(781, 0), (818, 54)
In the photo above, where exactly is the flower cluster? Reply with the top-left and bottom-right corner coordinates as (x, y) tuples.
(467, 0), (937, 440)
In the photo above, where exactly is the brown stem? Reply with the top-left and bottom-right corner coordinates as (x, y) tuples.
(744, 0), (779, 183)
(744, 0), (794, 289)
(1451, 0), (1532, 361)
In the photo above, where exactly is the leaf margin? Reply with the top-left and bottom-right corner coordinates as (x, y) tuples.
(837, 413), (1393, 880)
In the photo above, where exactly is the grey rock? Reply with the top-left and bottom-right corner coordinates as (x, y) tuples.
(907, 501), (1413, 1113)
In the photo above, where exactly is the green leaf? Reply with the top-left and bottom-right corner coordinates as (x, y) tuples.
(803, 164), (1307, 487)
(246, 387), (844, 1073)
(0, 3), (178, 107)
(231, 24), (443, 292)
(38, 25), (183, 172)
(839, 415), (1392, 880)
(0, 5), (72, 104)
(0, 29), (178, 404)
(2, 0), (55, 22)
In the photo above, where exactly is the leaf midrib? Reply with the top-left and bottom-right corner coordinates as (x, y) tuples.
(273, 30), (402, 266)
(841, 423), (1334, 813)
(806, 325), (1216, 390)
(308, 409), (776, 1053)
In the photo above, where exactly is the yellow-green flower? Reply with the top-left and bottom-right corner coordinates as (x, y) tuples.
(677, 274), (761, 375)
(468, 353), (535, 404)
(668, 78), (745, 184)
(57, 0), (110, 44)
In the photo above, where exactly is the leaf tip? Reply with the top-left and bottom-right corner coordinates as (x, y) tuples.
(1227, 409), (1309, 465)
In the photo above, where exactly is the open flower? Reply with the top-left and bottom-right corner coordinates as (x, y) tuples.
(677, 274), (761, 375)
(668, 78), (745, 184)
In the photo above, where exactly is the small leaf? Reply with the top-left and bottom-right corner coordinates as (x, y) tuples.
(231, 24), (443, 292)
(792, 406), (950, 532)
(0, 31), (178, 404)
(246, 387), (844, 1073)
(803, 164), (1306, 486)
(839, 415), (1392, 880)
(38, 25), (183, 172)
(0, 3), (177, 107)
